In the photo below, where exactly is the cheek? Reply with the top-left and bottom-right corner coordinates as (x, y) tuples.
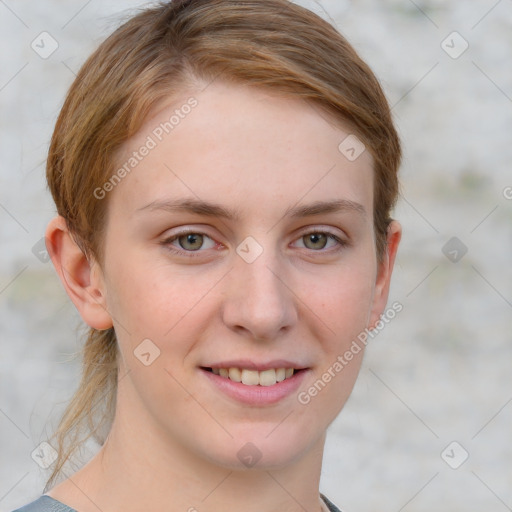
(309, 261), (377, 337)
(103, 252), (218, 350)
(294, 268), (374, 426)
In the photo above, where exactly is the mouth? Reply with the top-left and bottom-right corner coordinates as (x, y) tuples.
(198, 359), (310, 405)
(201, 366), (303, 387)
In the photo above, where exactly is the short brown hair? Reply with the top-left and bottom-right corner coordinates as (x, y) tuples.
(45, 0), (401, 490)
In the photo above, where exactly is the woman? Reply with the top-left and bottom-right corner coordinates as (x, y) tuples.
(14, 0), (401, 510)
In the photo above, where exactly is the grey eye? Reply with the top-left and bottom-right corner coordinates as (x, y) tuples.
(177, 233), (205, 251)
(302, 233), (328, 250)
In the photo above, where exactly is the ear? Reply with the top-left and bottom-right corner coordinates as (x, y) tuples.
(45, 216), (113, 330)
(368, 220), (401, 328)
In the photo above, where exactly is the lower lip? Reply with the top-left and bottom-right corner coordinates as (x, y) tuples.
(200, 368), (309, 406)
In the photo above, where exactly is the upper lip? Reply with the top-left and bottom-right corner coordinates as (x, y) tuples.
(202, 359), (309, 371)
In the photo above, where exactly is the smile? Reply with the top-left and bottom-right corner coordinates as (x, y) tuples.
(200, 365), (308, 406)
(204, 367), (296, 386)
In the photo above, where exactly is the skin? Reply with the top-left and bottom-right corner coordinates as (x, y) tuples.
(46, 81), (401, 512)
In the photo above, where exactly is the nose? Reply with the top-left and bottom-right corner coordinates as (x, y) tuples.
(221, 250), (298, 341)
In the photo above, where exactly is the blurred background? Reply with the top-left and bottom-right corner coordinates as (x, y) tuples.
(1, 1), (511, 511)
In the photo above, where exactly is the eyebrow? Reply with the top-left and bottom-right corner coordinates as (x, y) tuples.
(136, 198), (366, 220)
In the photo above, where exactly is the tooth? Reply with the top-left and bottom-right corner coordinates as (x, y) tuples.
(241, 369), (259, 386)
(212, 368), (220, 375)
(285, 368), (294, 378)
(219, 368), (229, 378)
(259, 369), (277, 386)
(275, 368), (286, 382)
(229, 367), (242, 382)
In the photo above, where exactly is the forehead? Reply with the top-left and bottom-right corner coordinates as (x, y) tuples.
(108, 81), (374, 221)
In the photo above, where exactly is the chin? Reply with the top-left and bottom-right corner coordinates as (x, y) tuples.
(193, 423), (321, 471)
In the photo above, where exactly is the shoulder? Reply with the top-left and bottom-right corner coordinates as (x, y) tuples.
(11, 495), (77, 512)
(321, 493), (344, 512)
(16, 493), (339, 512)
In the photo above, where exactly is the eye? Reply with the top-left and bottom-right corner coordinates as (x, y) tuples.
(163, 231), (217, 254)
(293, 231), (346, 251)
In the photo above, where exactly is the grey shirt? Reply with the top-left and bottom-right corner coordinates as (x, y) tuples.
(12, 493), (343, 511)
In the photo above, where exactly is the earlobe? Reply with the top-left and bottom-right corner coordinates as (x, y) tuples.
(45, 216), (113, 330)
(368, 220), (402, 329)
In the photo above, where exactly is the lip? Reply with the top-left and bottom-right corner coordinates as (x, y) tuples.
(200, 366), (310, 406)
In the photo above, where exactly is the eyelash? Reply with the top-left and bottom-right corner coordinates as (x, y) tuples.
(161, 229), (348, 258)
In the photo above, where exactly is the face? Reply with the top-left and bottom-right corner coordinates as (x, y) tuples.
(94, 81), (398, 470)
